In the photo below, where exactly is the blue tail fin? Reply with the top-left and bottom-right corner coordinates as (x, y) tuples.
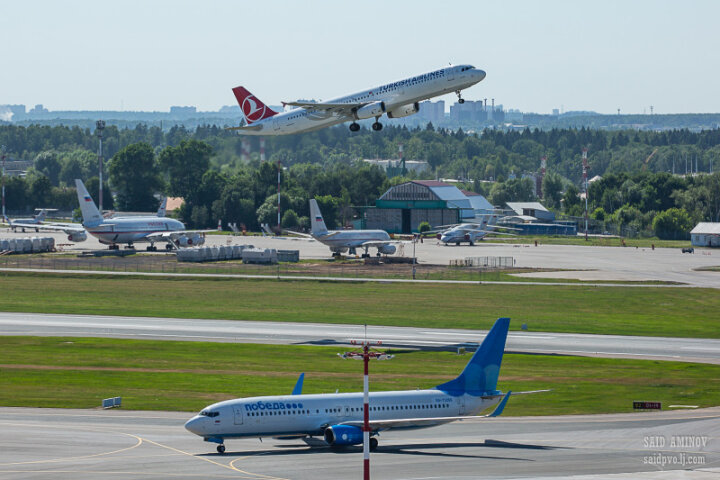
(435, 317), (510, 396)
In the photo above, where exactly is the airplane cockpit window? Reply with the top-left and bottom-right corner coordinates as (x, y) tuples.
(200, 410), (219, 417)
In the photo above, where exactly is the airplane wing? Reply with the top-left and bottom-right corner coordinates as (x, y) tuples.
(225, 124), (264, 132)
(145, 230), (213, 242)
(282, 100), (370, 117)
(340, 391), (512, 431)
(10, 221), (85, 234)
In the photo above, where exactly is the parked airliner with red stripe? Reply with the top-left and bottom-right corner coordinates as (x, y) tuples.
(228, 64), (486, 135)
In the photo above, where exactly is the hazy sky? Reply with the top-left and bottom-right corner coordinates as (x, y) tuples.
(2, 0), (719, 114)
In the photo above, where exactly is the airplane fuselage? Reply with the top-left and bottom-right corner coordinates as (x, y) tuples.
(85, 216), (185, 245)
(185, 389), (498, 440)
(314, 229), (391, 254)
(240, 65), (485, 135)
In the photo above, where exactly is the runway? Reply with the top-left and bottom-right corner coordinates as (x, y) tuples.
(0, 407), (717, 479)
(1, 312), (719, 364)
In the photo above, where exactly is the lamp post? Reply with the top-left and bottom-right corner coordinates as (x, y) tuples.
(1, 145), (6, 220)
(96, 120), (106, 212)
(339, 335), (394, 480)
(582, 148), (588, 241)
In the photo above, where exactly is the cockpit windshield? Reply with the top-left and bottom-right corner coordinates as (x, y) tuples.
(200, 410), (219, 417)
(460, 65), (475, 72)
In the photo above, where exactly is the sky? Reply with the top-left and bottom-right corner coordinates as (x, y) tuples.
(2, 0), (719, 115)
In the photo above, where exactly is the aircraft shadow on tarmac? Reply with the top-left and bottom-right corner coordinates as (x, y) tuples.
(199, 439), (561, 460)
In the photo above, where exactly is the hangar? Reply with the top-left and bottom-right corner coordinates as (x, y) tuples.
(361, 180), (493, 234)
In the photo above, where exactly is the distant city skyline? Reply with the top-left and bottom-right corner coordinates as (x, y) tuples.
(2, 1), (720, 115)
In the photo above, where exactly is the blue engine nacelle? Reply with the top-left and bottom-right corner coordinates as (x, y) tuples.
(378, 244), (396, 255)
(67, 231), (87, 242)
(323, 425), (363, 446)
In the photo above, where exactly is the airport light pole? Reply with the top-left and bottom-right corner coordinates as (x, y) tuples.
(339, 335), (394, 480)
(582, 147), (589, 241)
(96, 120), (106, 212)
(1, 145), (6, 220)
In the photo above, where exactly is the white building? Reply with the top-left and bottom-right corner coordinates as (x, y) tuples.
(691, 223), (720, 247)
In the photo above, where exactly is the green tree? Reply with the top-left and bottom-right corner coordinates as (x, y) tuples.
(652, 208), (693, 240)
(34, 151), (62, 186)
(158, 140), (213, 204)
(107, 142), (162, 211)
(281, 209), (299, 228)
(542, 173), (563, 209)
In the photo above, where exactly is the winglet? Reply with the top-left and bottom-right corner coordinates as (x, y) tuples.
(488, 391), (511, 417)
(292, 373), (305, 395)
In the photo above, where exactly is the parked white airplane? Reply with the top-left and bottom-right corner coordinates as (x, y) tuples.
(228, 64), (486, 135)
(186, 317), (514, 454)
(30, 180), (206, 250)
(302, 199), (397, 257)
(435, 213), (517, 246)
(2, 209), (48, 232)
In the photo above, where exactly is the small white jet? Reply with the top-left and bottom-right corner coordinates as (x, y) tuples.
(2, 209), (49, 232)
(31, 180), (206, 250)
(186, 317), (515, 454)
(435, 214), (517, 246)
(228, 64), (486, 135)
(297, 199), (397, 257)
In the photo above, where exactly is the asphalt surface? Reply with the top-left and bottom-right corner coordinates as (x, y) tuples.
(1, 312), (719, 364)
(3, 227), (720, 287)
(0, 407), (717, 479)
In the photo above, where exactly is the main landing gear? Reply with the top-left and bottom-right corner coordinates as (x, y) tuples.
(370, 438), (378, 451)
(349, 122), (360, 132)
(456, 90), (465, 104)
(371, 120), (383, 131)
(217, 444), (226, 454)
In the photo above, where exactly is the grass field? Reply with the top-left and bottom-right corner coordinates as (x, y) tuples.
(1, 271), (719, 338)
(1, 336), (717, 415)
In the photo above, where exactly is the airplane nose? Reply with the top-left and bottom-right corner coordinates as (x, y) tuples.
(476, 69), (487, 81)
(184, 416), (204, 435)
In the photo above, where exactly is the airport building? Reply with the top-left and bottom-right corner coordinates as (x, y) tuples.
(691, 223), (720, 247)
(361, 180), (493, 234)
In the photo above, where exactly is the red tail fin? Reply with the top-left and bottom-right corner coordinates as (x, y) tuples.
(232, 86), (278, 124)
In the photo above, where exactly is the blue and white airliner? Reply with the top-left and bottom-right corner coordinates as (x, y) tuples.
(185, 317), (517, 454)
(228, 64), (486, 135)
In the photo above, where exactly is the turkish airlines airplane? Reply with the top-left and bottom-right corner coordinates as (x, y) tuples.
(185, 318), (525, 454)
(228, 64), (486, 135)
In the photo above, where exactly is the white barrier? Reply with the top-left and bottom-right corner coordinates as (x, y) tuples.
(0, 237), (55, 254)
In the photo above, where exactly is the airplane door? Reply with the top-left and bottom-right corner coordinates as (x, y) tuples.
(233, 406), (244, 425)
(457, 397), (465, 415)
(447, 66), (456, 82)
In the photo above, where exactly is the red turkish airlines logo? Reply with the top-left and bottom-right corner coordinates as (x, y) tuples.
(242, 95), (267, 123)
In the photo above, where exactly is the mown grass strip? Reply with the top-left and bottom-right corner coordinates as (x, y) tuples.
(0, 337), (718, 415)
(1, 271), (719, 338)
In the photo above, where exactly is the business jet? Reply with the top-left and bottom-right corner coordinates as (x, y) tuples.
(2, 209), (49, 232)
(228, 64), (486, 135)
(293, 199), (397, 257)
(32, 180), (207, 250)
(186, 317), (518, 454)
(435, 213), (517, 246)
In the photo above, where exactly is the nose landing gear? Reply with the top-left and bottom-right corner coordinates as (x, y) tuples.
(456, 90), (465, 104)
(217, 444), (225, 454)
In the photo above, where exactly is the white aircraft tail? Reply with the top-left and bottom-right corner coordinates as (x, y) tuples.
(156, 198), (167, 217)
(309, 199), (329, 235)
(75, 179), (103, 226)
(35, 209), (47, 222)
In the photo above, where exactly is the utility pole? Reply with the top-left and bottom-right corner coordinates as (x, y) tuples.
(339, 335), (394, 480)
(582, 148), (589, 241)
(96, 120), (106, 212)
(277, 161), (281, 230)
(1, 145), (6, 220)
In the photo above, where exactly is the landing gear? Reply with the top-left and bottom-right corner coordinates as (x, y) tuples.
(349, 122), (360, 132)
(146, 245), (158, 251)
(369, 437), (378, 451)
(372, 121), (383, 131)
(109, 244), (120, 250)
(217, 444), (225, 454)
(456, 90), (465, 104)
(469, 240), (474, 246)
(165, 243), (174, 251)
(125, 243), (135, 249)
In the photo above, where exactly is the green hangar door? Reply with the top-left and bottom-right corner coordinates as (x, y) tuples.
(402, 209), (411, 234)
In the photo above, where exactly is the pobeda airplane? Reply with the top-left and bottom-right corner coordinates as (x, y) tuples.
(185, 317), (515, 454)
(228, 64), (486, 135)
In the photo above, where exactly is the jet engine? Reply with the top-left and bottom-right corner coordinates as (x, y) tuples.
(67, 231), (88, 242)
(387, 102), (419, 118)
(176, 234), (205, 247)
(378, 244), (396, 255)
(324, 425), (363, 446)
(354, 101), (386, 120)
